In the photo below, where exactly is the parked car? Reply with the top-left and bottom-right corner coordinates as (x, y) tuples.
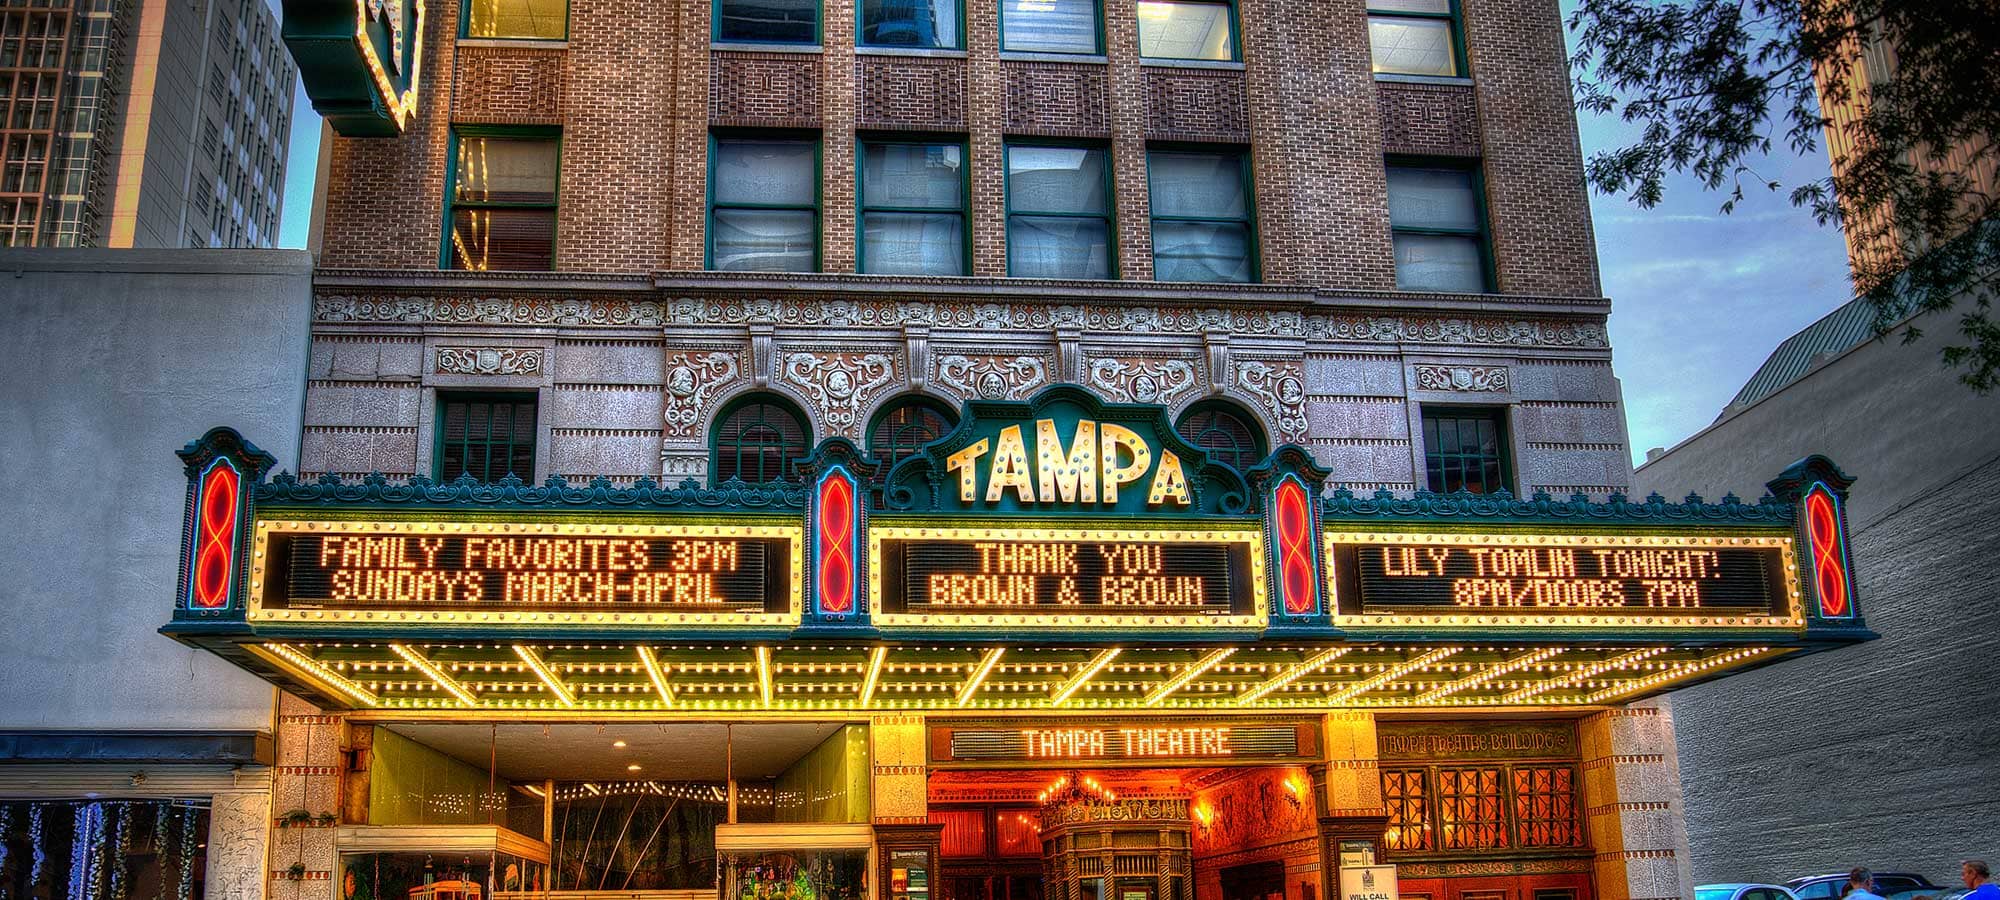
(1885, 889), (1968, 900)
(1788, 874), (1943, 900)
(1700, 884), (1802, 900)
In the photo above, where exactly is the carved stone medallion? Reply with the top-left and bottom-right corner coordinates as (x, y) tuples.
(1086, 357), (1199, 406)
(662, 351), (741, 438)
(1414, 364), (1511, 393)
(1236, 359), (1309, 443)
(782, 351), (898, 435)
(434, 346), (543, 376)
(936, 353), (1051, 401)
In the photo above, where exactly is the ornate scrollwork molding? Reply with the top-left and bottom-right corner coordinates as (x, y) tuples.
(936, 353), (1052, 401)
(781, 351), (898, 436)
(1413, 363), (1511, 392)
(1235, 358), (1308, 442)
(1086, 357), (1199, 406)
(662, 351), (741, 438)
(434, 346), (543, 376)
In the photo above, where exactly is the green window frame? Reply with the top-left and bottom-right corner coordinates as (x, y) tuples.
(858, 138), (970, 276)
(1420, 405), (1511, 495)
(711, 394), (812, 485)
(1386, 158), (1494, 292)
(1366, 0), (1466, 78)
(859, 0), (965, 50)
(1004, 142), (1115, 279)
(1146, 146), (1259, 283)
(435, 391), (538, 484)
(459, 0), (570, 40)
(866, 395), (958, 477)
(707, 134), (822, 273)
(714, 0), (822, 44)
(441, 126), (561, 271)
(1174, 399), (1266, 472)
(1135, 0), (1239, 62)
(1000, 0), (1103, 55)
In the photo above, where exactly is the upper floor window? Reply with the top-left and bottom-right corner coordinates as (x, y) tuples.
(709, 136), (819, 272)
(438, 392), (537, 484)
(860, 140), (967, 276)
(867, 395), (958, 473)
(1006, 144), (1113, 279)
(1148, 148), (1255, 283)
(1002, 0), (1100, 54)
(716, 0), (818, 44)
(445, 130), (558, 271)
(1386, 162), (1491, 292)
(1420, 406), (1509, 494)
(1136, 0), (1236, 62)
(1175, 400), (1265, 472)
(463, 0), (567, 39)
(1367, 0), (1463, 77)
(713, 395), (812, 484)
(861, 0), (962, 49)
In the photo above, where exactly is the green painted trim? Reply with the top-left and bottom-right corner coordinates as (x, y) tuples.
(710, 391), (816, 487)
(856, 137), (973, 276)
(707, 133), (824, 272)
(1385, 156), (1495, 292)
(441, 126), (563, 271)
(1135, 0), (1240, 63)
(431, 390), (540, 484)
(458, 0), (571, 40)
(1145, 145), (1260, 283)
(998, 0), (1105, 55)
(1364, 0), (1467, 78)
(1415, 403), (1512, 495)
(1002, 141), (1118, 279)
(714, 0), (824, 45)
(1173, 397), (1269, 465)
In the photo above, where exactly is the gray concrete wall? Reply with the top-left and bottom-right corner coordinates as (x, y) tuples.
(0, 248), (312, 731)
(1633, 311), (2000, 884)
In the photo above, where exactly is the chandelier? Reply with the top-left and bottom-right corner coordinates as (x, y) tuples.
(1038, 770), (1117, 806)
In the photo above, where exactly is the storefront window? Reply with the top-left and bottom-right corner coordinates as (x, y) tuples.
(1512, 766), (1583, 848)
(723, 849), (868, 900)
(0, 801), (209, 900)
(1382, 769), (1432, 851)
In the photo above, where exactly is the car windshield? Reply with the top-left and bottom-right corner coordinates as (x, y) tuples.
(1699, 890), (1738, 900)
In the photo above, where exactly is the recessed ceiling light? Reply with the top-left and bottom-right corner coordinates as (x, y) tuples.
(612, 740), (627, 748)
(627, 764), (642, 772)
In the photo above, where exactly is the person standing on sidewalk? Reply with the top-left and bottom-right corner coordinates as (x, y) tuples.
(1843, 869), (1885, 900)
(1964, 861), (1999, 900)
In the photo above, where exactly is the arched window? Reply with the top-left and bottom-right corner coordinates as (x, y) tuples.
(1175, 400), (1266, 472)
(711, 394), (811, 484)
(867, 395), (958, 474)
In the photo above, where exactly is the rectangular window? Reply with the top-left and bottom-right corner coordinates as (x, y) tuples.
(1436, 767), (1507, 851)
(1136, 0), (1235, 61)
(859, 140), (967, 276)
(437, 393), (537, 484)
(445, 131), (558, 271)
(1147, 148), (1255, 283)
(709, 137), (819, 272)
(716, 0), (818, 44)
(861, 0), (961, 49)
(1421, 406), (1509, 494)
(463, 0), (568, 39)
(1006, 144), (1112, 279)
(1387, 162), (1490, 292)
(1382, 769), (1433, 852)
(1511, 766), (1583, 848)
(1367, 0), (1462, 77)
(1002, 0), (1100, 54)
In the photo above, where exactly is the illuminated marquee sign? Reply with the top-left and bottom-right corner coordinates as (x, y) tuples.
(934, 722), (1313, 765)
(249, 519), (801, 626)
(283, 0), (426, 136)
(1327, 531), (1801, 627)
(871, 524), (1267, 627)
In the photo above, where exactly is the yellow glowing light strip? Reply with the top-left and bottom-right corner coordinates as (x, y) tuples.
(1236, 647), (1351, 705)
(250, 642), (380, 707)
(1502, 647), (1669, 703)
(858, 646), (890, 708)
(1585, 647), (1776, 705)
(635, 646), (675, 707)
(755, 646), (775, 707)
(1415, 647), (1567, 705)
(390, 643), (479, 707)
(1325, 647), (1460, 705)
(513, 645), (577, 708)
(1049, 648), (1123, 706)
(956, 648), (1007, 707)
(1143, 647), (1237, 706)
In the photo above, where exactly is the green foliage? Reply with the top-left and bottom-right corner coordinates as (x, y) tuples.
(1569, 0), (2000, 388)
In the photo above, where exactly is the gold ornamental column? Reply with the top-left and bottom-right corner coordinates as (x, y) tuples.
(1310, 712), (1390, 897)
(870, 714), (930, 823)
(1579, 699), (1696, 900)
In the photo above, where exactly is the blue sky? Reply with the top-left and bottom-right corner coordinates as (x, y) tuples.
(270, 12), (1859, 467)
